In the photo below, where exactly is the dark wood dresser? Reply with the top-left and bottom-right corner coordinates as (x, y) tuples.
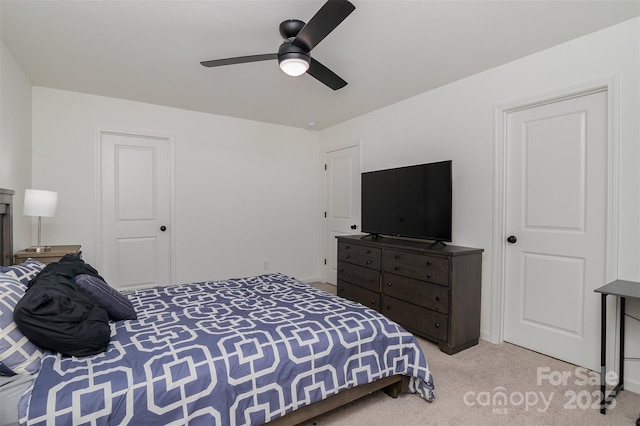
(336, 235), (483, 354)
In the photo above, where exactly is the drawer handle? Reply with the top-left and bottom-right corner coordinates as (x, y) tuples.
(371, 300), (376, 305)
(366, 260), (371, 265)
(435, 323), (440, 328)
(435, 296), (440, 301)
(427, 260), (432, 265)
(370, 278), (376, 282)
(387, 282), (392, 286)
(427, 273), (432, 278)
(345, 255), (351, 259)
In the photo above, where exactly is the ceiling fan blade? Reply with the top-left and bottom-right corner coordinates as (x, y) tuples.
(307, 58), (347, 90)
(292, 0), (355, 51)
(200, 53), (277, 67)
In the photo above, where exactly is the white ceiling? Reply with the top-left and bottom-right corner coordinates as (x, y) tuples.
(2, 0), (639, 130)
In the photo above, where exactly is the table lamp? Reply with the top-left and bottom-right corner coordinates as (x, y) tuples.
(23, 189), (58, 252)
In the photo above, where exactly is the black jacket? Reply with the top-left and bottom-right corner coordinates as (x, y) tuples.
(14, 255), (111, 357)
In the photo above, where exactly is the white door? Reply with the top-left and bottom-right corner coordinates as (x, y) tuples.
(503, 90), (607, 370)
(99, 131), (172, 289)
(324, 145), (360, 284)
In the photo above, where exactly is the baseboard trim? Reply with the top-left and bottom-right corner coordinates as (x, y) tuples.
(624, 377), (640, 395)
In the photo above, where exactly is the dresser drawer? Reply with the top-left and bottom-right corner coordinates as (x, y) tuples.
(384, 249), (449, 272)
(358, 245), (381, 269)
(338, 242), (381, 269)
(383, 261), (449, 286)
(359, 245), (381, 260)
(356, 255), (380, 270)
(338, 241), (359, 263)
(383, 273), (449, 314)
(337, 261), (380, 292)
(337, 279), (380, 311)
(383, 296), (448, 342)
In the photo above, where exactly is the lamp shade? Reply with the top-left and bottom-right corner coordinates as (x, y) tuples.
(24, 189), (58, 217)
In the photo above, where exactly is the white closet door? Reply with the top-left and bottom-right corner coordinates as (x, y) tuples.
(504, 90), (607, 370)
(324, 144), (360, 284)
(100, 131), (171, 289)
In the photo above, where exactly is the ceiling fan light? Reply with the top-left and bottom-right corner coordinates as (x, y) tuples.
(279, 57), (310, 77)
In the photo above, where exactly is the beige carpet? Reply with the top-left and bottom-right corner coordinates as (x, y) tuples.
(304, 283), (640, 425)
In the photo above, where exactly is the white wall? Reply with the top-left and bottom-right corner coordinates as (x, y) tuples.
(320, 18), (640, 388)
(32, 88), (322, 284)
(0, 41), (32, 250)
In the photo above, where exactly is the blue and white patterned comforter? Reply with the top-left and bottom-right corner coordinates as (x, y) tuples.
(19, 273), (434, 425)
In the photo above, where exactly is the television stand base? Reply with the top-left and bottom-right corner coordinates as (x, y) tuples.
(430, 240), (447, 249)
(361, 233), (383, 240)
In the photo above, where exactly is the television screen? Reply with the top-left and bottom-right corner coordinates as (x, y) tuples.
(361, 160), (452, 242)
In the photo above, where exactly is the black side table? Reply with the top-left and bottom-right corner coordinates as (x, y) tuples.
(594, 280), (640, 417)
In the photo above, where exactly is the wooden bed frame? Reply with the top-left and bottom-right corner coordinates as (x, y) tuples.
(0, 187), (410, 424)
(269, 375), (409, 425)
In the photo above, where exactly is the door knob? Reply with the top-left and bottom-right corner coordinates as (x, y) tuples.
(160, 226), (167, 232)
(507, 235), (517, 244)
(350, 224), (357, 230)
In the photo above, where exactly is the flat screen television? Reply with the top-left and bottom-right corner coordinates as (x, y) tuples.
(361, 160), (452, 244)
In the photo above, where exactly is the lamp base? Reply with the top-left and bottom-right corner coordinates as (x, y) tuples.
(25, 246), (51, 253)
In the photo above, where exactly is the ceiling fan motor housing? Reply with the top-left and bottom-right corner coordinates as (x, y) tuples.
(278, 19), (310, 67)
(279, 19), (305, 40)
(277, 41), (310, 64)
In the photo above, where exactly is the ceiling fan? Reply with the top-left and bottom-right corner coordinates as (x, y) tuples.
(200, 0), (355, 90)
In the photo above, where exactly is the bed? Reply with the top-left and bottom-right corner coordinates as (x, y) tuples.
(0, 188), (434, 425)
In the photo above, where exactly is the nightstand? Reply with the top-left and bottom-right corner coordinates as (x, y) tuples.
(14, 245), (82, 265)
